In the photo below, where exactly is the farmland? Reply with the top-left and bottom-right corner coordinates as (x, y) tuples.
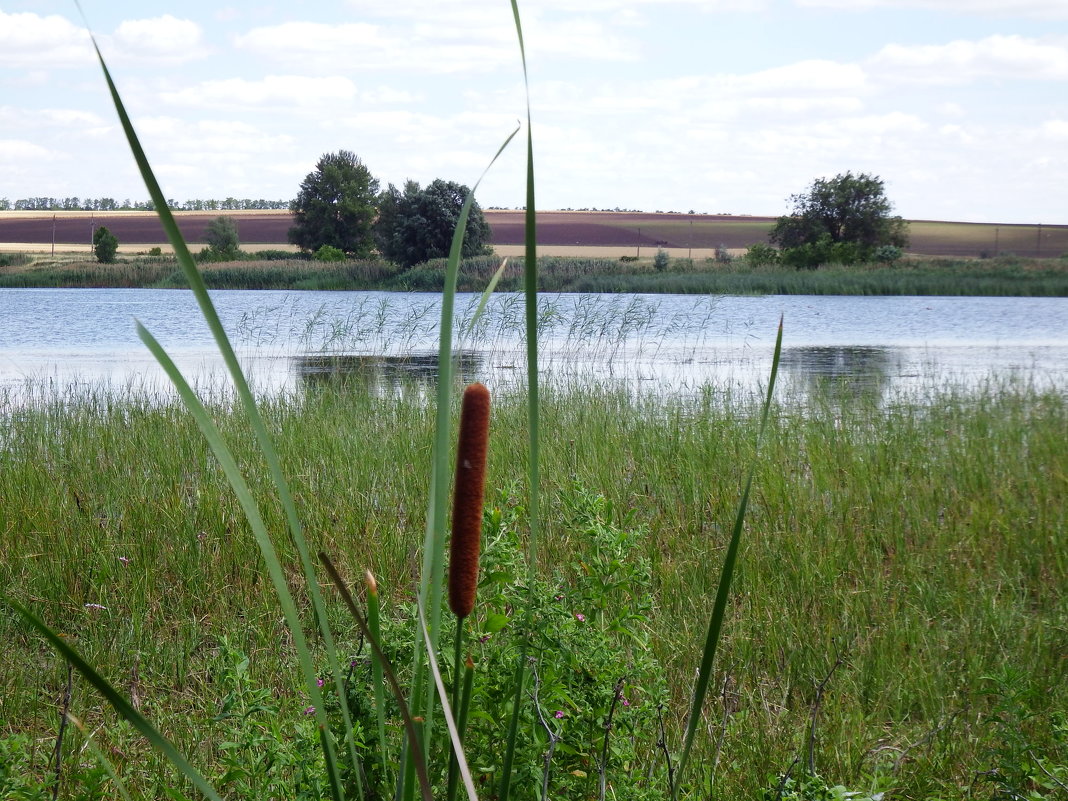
(2, 209), (1066, 259)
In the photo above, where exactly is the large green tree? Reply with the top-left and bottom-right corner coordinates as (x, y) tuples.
(769, 172), (908, 268)
(374, 179), (492, 268)
(288, 150), (380, 256)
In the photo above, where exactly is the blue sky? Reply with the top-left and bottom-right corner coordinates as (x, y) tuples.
(1, 0), (1066, 223)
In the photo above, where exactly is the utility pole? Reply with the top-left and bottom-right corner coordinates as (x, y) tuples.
(688, 218), (693, 261)
(51, 214), (56, 257)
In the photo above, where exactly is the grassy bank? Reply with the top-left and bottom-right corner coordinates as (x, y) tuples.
(2, 380), (1065, 798)
(3, 252), (1068, 296)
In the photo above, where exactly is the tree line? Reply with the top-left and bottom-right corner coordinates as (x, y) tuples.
(0, 197), (290, 212)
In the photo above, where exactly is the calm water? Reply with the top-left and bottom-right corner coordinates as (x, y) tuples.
(1, 288), (1066, 402)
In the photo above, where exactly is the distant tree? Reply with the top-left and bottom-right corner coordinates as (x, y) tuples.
(0, 198), (9, 210)
(92, 226), (119, 263)
(374, 179), (492, 268)
(653, 248), (670, 272)
(204, 215), (240, 258)
(289, 150), (380, 256)
(769, 172), (908, 268)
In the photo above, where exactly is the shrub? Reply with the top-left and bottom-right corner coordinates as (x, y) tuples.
(313, 244), (346, 262)
(204, 215), (240, 258)
(715, 243), (733, 264)
(653, 248), (670, 272)
(746, 242), (779, 267)
(147, 246), (163, 257)
(253, 249), (305, 261)
(92, 226), (118, 263)
(873, 244), (904, 265)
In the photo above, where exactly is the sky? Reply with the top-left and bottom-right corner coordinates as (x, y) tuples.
(1, 0), (1066, 224)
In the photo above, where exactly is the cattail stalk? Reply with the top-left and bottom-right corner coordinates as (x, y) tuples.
(448, 382), (491, 620)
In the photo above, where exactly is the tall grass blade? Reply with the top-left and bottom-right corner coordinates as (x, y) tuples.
(8, 600), (224, 801)
(417, 602), (480, 801)
(410, 124), (518, 754)
(319, 555), (434, 801)
(461, 258), (510, 345)
(500, 4), (539, 800)
(673, 317), (784, 796)
(65, 714), (134, 801)
(366, 572), (390, 783)
(73, 8), (361, 793)
(136, 324), (344, 801)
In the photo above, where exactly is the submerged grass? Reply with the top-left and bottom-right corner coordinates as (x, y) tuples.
(1, 380), (1065, 798)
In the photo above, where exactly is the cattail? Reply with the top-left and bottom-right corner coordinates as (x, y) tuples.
(448, 382), (491, 619)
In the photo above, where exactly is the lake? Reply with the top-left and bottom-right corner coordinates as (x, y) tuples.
(1, 288), (1067, 403)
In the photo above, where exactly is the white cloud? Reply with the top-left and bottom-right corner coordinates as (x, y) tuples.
(346, 0), (766, 14)
(794, 0), (1068, 20)
(743, 96), (865, 116)
(162, 76), (359, 109)
(0, 106), (107, 129)
(0, 11), (93, 68)
(729, 60), (868, 95)
(870, 35), (1068, 83)
(1038, 120), (1068, 139)
(110, 15), (208, 63)
(0, 139), (54, 161)
(234, 15), (633, 73)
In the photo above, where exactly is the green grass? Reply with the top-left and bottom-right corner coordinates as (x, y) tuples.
(4, 253), (1067, 295)
(2, 379), (1065, 798)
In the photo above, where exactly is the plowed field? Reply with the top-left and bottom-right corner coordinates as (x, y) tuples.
(1, 209), (1065, 258)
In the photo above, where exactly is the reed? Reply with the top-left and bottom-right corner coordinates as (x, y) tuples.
(2, 379), (1066, 797)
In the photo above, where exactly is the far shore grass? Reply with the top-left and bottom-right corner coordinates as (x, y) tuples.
(2, 379), (1065, 798)
(3, 250), (1068, 296)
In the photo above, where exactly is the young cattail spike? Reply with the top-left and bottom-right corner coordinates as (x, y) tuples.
(448, 382), (491, 619)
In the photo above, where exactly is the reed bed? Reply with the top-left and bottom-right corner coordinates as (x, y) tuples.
(2, 379), (1065, 799)
(4, 253), (1067, 296)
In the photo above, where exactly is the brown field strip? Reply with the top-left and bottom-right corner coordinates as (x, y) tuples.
(1, 210), (1065, 258)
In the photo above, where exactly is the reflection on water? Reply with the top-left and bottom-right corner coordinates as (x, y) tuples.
(295, 351), (484, 395)
(2, 289), (1067, 406)
(779, 346), (900, 398)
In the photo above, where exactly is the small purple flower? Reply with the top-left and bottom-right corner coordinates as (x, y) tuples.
(574, 613), (586, 622)
(350, 660), (358, 668)
(303, 706), (316, 715)
(622, 697), (630, 707)
(554, 594), (564, 601)
(478, 634), (492, 644)
(117, 556), (130, 565)
(316, 678), (325, 687)
(554, 710), (565, 719)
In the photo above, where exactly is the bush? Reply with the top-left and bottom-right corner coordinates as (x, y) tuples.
(253, 249), (306, 261)
(873, 244), (904, 265)
(204, 215), (240, 258)
(313, 244), (346, 262)
(745, 242), (780, 267)
(715, 243), (733, 264)
(653, 248), (670, 272)
(147, 246), (163, 257)
(92, 226), (118, 263)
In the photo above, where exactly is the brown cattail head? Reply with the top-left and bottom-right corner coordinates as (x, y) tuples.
(448, 382), (491, 619)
